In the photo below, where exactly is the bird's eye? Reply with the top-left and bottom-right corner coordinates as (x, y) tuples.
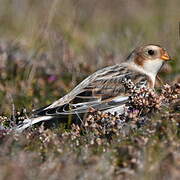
(147, 49), (155, 56)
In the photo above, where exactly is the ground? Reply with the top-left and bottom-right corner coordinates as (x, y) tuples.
(0, 0), (180, 180)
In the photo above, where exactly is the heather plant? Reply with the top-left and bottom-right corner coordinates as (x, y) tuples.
(0, 0), (179, 179)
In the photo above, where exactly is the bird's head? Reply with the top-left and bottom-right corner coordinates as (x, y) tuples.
(127, 44), (171, 77)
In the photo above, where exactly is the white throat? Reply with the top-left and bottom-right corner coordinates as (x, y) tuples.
(143, 59), (163, 77)
(127, 59), (163, 87)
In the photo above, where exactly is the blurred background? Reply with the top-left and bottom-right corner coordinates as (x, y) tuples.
(0, 0), (179, 114)
(0, 1), (179, 179)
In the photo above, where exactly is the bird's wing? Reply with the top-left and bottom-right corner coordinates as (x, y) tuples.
(15, 65), (149, 132)
(34, 64), (149, 116)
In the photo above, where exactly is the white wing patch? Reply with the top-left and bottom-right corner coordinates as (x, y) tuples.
(112, 96), (129, 103)
(15, 116), (53, 133)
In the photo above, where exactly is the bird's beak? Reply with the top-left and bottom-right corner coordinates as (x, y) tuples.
(161, 51), (171, 61)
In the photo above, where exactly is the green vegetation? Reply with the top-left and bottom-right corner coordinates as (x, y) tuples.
(0, 0), (179, 179)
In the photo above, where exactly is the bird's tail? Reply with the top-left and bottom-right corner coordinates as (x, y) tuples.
(15, 116), (53, 133)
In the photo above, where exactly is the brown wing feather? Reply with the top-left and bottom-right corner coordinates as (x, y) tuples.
(74, 70), (148, 103)
(34, 64), (150, 116)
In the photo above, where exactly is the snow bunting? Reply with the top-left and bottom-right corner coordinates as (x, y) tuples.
(16, 44), (171, 132)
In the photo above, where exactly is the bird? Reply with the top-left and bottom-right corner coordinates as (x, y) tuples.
(15, 44), (171, 132)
